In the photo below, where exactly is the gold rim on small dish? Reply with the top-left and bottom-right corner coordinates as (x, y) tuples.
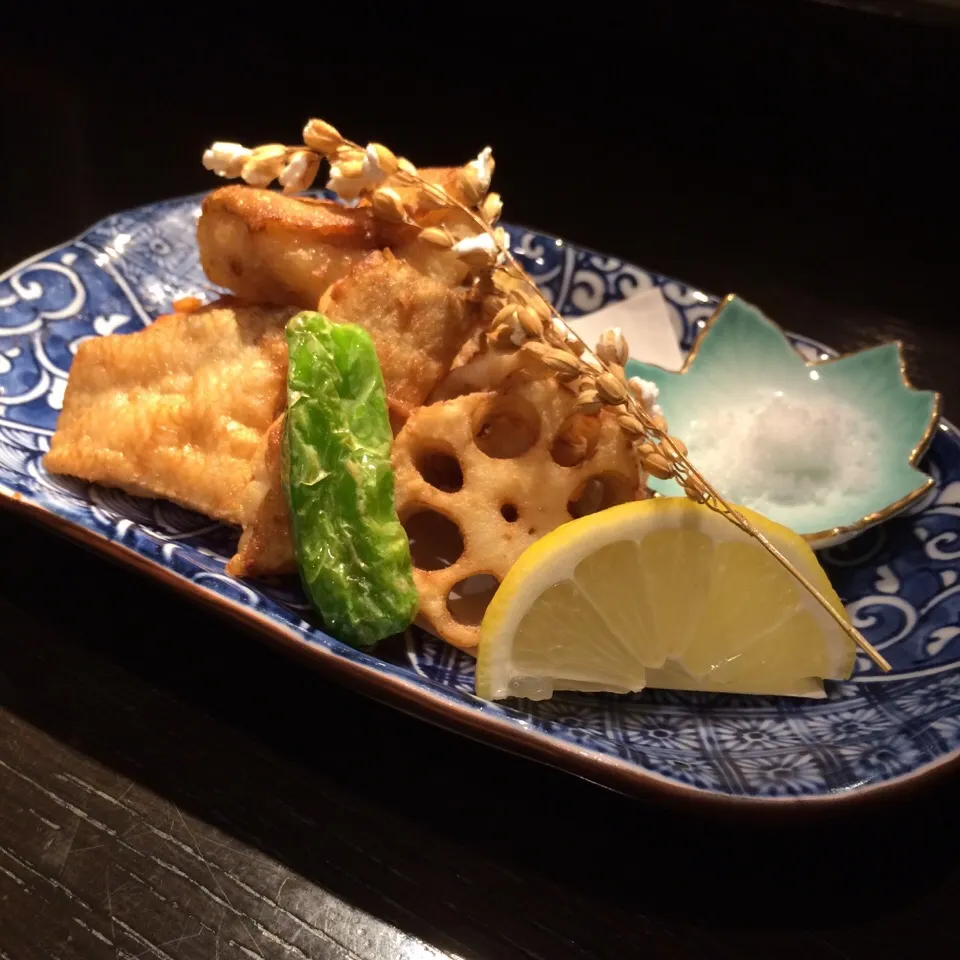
(652, 293), (942, 546)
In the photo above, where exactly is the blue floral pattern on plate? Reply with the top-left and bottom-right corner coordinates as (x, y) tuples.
(2, 194), (959, 804)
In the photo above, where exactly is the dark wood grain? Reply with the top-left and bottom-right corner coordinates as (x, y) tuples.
(2, 4), (960, 957)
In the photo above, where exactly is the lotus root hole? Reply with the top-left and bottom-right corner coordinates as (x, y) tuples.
(500, 503), (519, 523)
(414, 449), (464, 493)
(472, 394), (540, 459)
(568, 472), (636, 519)
(550, 413), (601, 467)
(446, 574), (501, 626)
(402, 509), (464, 570)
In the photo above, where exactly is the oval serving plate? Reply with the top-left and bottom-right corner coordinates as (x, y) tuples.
(2, 195), (959, 809)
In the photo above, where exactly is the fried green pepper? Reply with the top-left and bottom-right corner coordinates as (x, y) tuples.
(284, 311), (417, 646)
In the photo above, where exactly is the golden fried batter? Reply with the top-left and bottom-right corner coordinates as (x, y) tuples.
(198, 187), (392, 308)
(322, 250), (482, 417)
(225, 395), (415, 578)
(431, 341), (526, 401)
(373, 166), (474, 217)
(226, 415), (296, 577)
(198, 180), (474, 308)
(392, 375), (647, 652)
(44, 300), (296, 525)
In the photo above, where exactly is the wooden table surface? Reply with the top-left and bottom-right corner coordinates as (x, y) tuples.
(2, 4), (959, 958)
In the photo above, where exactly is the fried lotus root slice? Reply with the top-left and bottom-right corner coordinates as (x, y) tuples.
(323, 251), (483, 417)
(392, 376), (647, 652)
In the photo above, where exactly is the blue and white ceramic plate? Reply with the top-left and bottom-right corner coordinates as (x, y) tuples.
(2, 195), (959, 809)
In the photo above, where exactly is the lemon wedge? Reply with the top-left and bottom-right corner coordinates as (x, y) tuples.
(476, 499), (856, 701)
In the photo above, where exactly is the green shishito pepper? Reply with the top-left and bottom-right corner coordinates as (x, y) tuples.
(284, 311), (417, 647)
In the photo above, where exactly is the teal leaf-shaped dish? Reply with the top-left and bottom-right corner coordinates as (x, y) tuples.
(626, 295), (941, 548)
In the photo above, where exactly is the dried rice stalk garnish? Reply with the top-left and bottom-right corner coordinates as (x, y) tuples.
(201, 120), (890, 671)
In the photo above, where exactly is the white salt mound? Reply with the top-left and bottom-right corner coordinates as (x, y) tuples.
(686, 390), (879, 512)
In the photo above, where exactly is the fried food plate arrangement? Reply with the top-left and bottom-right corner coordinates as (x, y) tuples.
(44, 117), (871, 700)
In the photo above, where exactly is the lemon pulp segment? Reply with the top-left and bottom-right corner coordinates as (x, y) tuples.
(476, 500), (855, 701)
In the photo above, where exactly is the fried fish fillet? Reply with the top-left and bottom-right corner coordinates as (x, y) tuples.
(44, 300), (296, 525)
(198, 187), (388, 309)
(197, 177), (474, 308)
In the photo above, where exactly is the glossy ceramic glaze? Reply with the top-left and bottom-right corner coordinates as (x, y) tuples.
(2, 195), (959, 807)
(627, 296), (940, 548)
